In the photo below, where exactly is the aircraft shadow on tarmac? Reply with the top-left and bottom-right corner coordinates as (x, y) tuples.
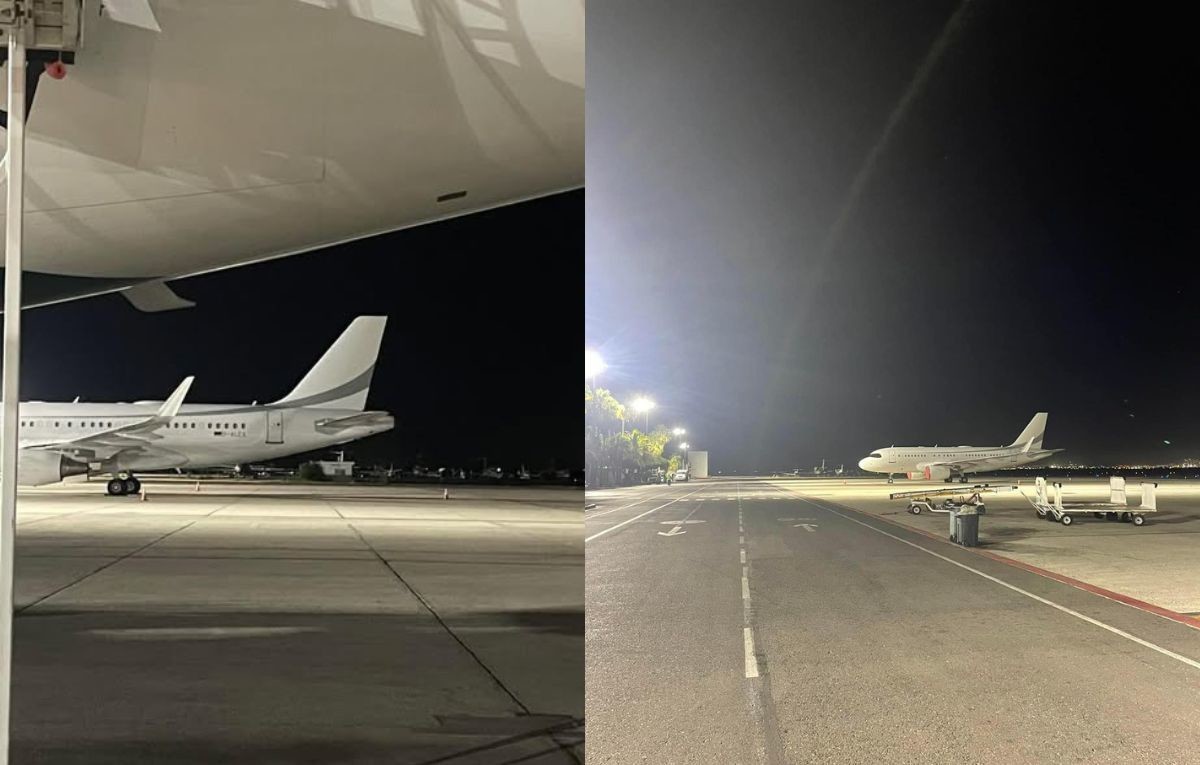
(11, 609), (583, 764)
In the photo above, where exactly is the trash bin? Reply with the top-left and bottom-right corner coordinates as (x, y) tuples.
(955, 511), (980, 547)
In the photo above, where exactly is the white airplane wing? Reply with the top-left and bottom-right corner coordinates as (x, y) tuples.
(919, 458), (990, 474)
(24, 376), (193, 460)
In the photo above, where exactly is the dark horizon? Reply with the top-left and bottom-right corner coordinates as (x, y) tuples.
(21, 191), (582, 471)
(587, 1), (1200, 472)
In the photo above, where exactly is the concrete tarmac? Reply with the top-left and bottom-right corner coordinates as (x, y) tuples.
(586, 478), (1200, 764)
(12, 479), (583, 764)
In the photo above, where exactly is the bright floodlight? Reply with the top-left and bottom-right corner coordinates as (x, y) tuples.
(680, 442), (689, 450)
(631, 397), (656, 414)
(585, 349), (606, 380)
(673, 427), (686, 436)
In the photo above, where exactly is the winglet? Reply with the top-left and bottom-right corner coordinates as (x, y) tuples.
(157, 376), (194, 419)
(122, 281), (196, 313)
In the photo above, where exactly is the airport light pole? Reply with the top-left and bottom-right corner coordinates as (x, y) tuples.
(680, 442), (690, 469)
(631, 397), (655, 431)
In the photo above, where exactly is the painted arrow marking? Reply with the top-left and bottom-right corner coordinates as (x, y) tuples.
(795, 523), (819, 532)
(658, 497), (707, 538)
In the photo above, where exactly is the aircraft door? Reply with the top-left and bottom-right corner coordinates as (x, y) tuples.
(266, 410), (284, 444)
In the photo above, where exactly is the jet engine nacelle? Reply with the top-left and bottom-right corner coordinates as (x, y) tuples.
(919, 465), (952, 481)
(16, 450), (88, 486)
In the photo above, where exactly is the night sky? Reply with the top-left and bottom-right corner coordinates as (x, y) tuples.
(587, 1), (1200, 470)
(22, 190), (582, 471)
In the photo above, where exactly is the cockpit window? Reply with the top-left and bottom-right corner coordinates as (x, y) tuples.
(869, 452), (882, 459)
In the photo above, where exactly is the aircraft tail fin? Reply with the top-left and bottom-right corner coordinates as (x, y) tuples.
(272, 316), (387, 411)
(1009, 412), (1047, 450)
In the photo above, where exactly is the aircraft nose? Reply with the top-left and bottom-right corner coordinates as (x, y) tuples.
(858, 457), (871, 470)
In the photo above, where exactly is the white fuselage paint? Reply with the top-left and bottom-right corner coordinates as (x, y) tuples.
(4, 0), (584, 305)
(18, 401), (392, 473)
(857, 445), (1058, 478)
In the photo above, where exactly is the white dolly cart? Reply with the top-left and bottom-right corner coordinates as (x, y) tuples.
(1026, 476), (1157, 527)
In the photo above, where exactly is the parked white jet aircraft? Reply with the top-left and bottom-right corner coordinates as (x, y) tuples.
(857, 413), (1063, 483)
(0, 0), (583, 311)
(15, 316), (393, 494)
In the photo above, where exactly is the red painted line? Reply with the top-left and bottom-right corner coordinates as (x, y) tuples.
(804, 494), (1200, 632)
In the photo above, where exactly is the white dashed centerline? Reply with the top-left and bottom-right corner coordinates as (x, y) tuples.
(743, 627), (759, 679)
(737, 482), (760, 679)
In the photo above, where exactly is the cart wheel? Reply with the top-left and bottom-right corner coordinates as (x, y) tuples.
(1092, 512), (1104, 519)
(1132, 514), (1145, 526)
(1061, 514), (1073, 526)
(1120, 512), (1131, 523)
(910, 504), (921, 515)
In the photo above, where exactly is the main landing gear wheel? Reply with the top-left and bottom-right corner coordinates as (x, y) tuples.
(1060, 514), (1073, 526)
(106, 476), (141, 496)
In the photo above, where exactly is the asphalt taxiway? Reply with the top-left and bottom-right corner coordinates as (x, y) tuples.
(586, 478), (1200, 764)
(12, 479), (582, 764)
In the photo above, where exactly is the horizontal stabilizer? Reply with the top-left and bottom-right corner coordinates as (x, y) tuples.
(315, 411), (393, 432)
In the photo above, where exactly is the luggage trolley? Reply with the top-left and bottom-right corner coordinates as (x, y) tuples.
(1027, 476), (1158, 527)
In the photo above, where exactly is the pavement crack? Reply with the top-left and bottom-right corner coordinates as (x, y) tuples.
(346, 522), (583, 763)
(16, 520), (198, 616)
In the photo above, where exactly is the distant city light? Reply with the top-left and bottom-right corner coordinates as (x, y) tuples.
(673, 427), (686, 436)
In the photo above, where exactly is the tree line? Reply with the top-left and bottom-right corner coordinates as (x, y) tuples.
(585, 386), (680, 487)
